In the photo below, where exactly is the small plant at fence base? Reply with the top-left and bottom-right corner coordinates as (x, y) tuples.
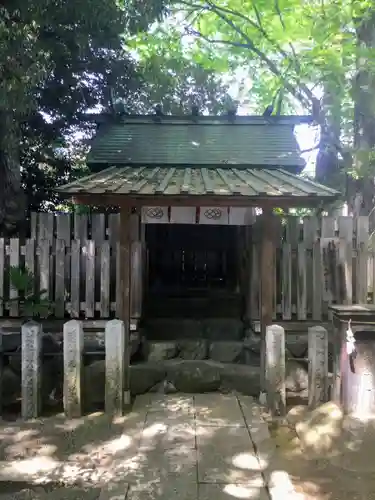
(1, 266), (54, 319)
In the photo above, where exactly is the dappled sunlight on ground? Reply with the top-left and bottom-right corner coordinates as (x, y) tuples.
(265, 402), (375, 500)
(0, 393), (271, 498)
(1, 394), (375, 499)
(0, 409), (147, 490)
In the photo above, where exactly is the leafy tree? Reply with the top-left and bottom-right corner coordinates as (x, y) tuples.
(128, 24), (231, 114)
(0, 0), (142, 233)
(135, 0), (375, 214)
(0, 0), (231, 232)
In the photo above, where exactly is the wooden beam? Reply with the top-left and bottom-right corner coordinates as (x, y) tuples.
(260, 208), (276, 390)
(71, 194), (335, 209)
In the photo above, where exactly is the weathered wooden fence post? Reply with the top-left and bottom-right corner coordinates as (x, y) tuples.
(105, 319), (130, 415)
(265, 325), (286, 417)
(63, 320), (84, 417)
(308, 326), (329, 408)
(21, 321), (42, 419)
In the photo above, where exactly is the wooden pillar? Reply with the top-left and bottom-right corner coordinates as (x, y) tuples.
(130, 212), (143, 325)
(117, 205), (131, 326)
(260, 208), (275, 390)
(0, 331), (3, 417)
(118, 205), (131, 404)
(235, 226), (243, 293)
(141, 222), (148, 299)
(244, 224), (253, 325)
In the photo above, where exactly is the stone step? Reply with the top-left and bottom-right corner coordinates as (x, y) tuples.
(143, 339), (260, 365)
(83, 359), (262, 406)
(143, 317), (244, 341)
(144, 292), (243, 318)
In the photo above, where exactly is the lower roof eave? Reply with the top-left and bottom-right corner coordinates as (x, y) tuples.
(70, 193), (339, 209)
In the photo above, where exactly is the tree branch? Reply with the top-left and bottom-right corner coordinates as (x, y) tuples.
(273, 0), (300, 71)
(251, 1), (263, 30)
(207, 0), (292, 61)
(179, 0), (339, 156)
(301, 142), (321, 154)
(187, 29), (310, 107)
(180, 0), (316, 108)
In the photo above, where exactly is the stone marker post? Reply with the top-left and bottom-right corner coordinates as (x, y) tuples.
(21, 321), (42, 419)
(63, 320), (84, 417)
(105, 319), (130, 415)
(308, 326), (329, 409)
(265, 325), (286, 417)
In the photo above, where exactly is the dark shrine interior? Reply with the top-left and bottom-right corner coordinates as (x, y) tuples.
(146, 224), (239, 294)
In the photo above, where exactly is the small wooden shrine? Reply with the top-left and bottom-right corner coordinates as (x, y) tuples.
(58, 112), (339, 364)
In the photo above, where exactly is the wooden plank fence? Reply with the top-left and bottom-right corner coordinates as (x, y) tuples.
(0, 212), (145, 320)
(0, 212), (374, 320)
(250, 214), (374, 321)
(0, 238), (144, 320)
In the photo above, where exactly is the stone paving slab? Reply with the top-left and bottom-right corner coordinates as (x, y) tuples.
(143, 408), (194, 425)
(238, 396), (265, 427)
(0, 485), (103, 500)
(133, 394), (195, 415)
(194, 394), (245, 427)
(196, 425), (263, 486)
(127, 480), (198, 500)
(98, 483), (129, 500)
(198, 483), (269, 500)
(140, 415), (196, 450)
(126, 446), (198, 485)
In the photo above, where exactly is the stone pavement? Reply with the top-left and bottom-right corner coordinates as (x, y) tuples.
(126, 393), (271, 499)
(3, 394), (375, 499)
(0, 393), (278, 499)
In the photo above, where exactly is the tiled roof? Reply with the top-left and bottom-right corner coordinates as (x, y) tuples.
(59, 165), (339, 200)
(86, 116), (307, 169)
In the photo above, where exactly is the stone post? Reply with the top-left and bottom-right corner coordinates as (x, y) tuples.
(260, 210), (276, 391)
(105, 319), (130, 415)
(63, 320), (84, 417)
(21, 321), (42, 419)
(265, 325), (286, 417)
(308, 326), (329, 409)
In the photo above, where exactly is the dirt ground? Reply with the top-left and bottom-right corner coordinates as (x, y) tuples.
(265, 404), (375, 500)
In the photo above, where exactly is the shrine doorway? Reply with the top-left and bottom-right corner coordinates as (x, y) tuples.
(146, 224), (238, 294)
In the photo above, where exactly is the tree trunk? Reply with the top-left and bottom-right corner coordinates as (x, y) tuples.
(350, 11), (375, 216)
(0, 113), (25, 235)
(315, 83), (342, 189)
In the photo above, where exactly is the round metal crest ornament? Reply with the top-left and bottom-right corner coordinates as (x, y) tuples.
(146, 207), (164, 219)
(204, 208), (222, 220)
